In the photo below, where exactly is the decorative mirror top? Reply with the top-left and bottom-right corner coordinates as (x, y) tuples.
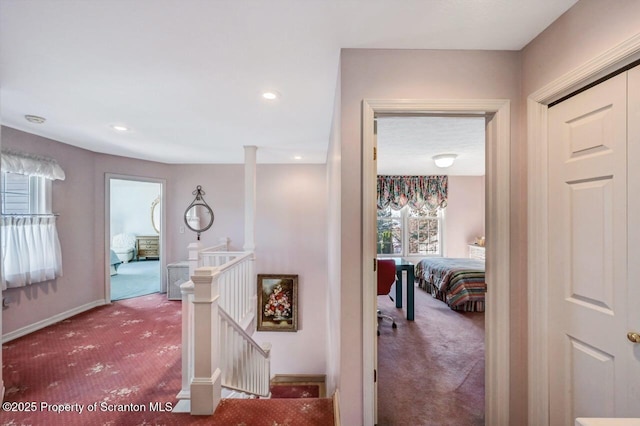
(184, 185), (214, 240)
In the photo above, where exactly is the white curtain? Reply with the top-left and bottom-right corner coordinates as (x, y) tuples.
(1, 149), (66, 181)
(1, 215), (63, 289)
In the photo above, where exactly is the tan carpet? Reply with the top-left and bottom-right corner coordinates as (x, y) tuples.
(377, 285), (485, 426)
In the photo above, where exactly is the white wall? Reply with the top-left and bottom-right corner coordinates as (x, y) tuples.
(110, 179), (160, 239)
(165, 164), (245, 262)
(326, 65), (342, 397)
(521, 0), (640, 97)
(2, 127), (104, 334)
(444, 176), (485, 258)
(253, 164), (328, 376)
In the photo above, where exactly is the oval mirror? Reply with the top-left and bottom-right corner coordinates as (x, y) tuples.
(151, 196), (161, 234)
(184, 204), (214, 233)
(184, 186), (214, 240)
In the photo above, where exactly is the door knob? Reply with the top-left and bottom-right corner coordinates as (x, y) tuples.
(627, 332), (640, 343)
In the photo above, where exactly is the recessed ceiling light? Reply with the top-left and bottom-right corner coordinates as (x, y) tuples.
(262, 91), (279, 100)
(111, 124), (130, 132)
(24, 115), (46, 124)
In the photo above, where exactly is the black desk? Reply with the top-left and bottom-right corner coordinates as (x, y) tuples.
(379, 257), (415, 321)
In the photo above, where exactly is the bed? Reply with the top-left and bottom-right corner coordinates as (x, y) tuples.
(111, 233), (136, 263)
(110, 249), (122, 276)
(415, 257), (486, 312)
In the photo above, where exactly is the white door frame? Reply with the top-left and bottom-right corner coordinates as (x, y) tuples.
(362, 99), (511, 425)
(105, 173), (166, 302)
(527, 33), (640, 425)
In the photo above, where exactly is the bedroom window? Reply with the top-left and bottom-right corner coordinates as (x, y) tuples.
(377, 175), (447, 257)
(377, 207), (402, 254)
(408, 207), (441, 255)
(377, 206), (443, 257)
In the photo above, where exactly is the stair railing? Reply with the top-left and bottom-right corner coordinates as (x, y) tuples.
(214, 252), (255, 330)
(174, 241), (269, 415)
(174, 239), (229, 413)
(187, 237), (229, 276)
(188, 239), (256, 329)
(219, 309), (271, 397)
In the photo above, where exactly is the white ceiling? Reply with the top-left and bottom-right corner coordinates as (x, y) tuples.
(0, 0), (577, 165)
(377, 116), (486, 176)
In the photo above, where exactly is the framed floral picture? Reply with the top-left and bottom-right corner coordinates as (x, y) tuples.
(257, 274), (298, 332)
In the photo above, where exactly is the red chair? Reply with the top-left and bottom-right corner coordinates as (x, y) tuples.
(377, 259), (398, 335)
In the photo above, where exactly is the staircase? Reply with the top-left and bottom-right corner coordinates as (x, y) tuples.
(173, 239), (271, 415)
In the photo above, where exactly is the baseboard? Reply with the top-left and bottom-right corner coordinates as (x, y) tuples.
(2, 299), (107, 343)
(333, 389), (341, 426)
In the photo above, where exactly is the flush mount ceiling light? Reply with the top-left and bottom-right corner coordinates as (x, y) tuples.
(432, 153), (458, 168)
(262, 90), (280, 101)
(110, 124), (130, 132)
(24, 115), (46, 124)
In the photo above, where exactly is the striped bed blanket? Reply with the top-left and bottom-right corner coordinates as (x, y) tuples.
(415, 257), (486, 312)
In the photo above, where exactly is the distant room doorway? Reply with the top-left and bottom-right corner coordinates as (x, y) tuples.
(361, 99), (511, 425)
(375, 115), (487, 425)
(106, 176), (164, 301)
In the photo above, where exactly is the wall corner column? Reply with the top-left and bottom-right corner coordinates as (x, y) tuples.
(243, 145), (257, 251)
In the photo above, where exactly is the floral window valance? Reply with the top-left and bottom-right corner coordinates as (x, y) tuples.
(377, 175), (448, 212)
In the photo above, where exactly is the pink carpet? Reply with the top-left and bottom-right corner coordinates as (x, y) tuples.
(1, 293), (333, 425)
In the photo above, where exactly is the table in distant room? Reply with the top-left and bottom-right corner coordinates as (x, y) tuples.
(379, 257), (415, 321)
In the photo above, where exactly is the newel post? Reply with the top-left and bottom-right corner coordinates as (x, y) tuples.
(190, 267), (222, 415)
(173, 280), (195, 412)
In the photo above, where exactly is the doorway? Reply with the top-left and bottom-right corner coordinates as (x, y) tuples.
(361, 99), (511, 425)
(375, 114), (487, 424)
(105, 174), (165, 302)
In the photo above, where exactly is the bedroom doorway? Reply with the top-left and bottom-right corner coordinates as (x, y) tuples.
(361, 99), (511, 425)
(375, 115), (487, 425)
(105, 174), (165, 302)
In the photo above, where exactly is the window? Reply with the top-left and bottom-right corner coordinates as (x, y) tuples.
(408, 207), (441, 255)
(377, 205), (443, 257)
(376, 175), (448, 257)
(0, 150), (64, 289)
(377, 207), (402, 254)
(0, 172), (51, 215)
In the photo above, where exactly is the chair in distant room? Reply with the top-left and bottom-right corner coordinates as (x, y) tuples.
(377, 258), (398, 335)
